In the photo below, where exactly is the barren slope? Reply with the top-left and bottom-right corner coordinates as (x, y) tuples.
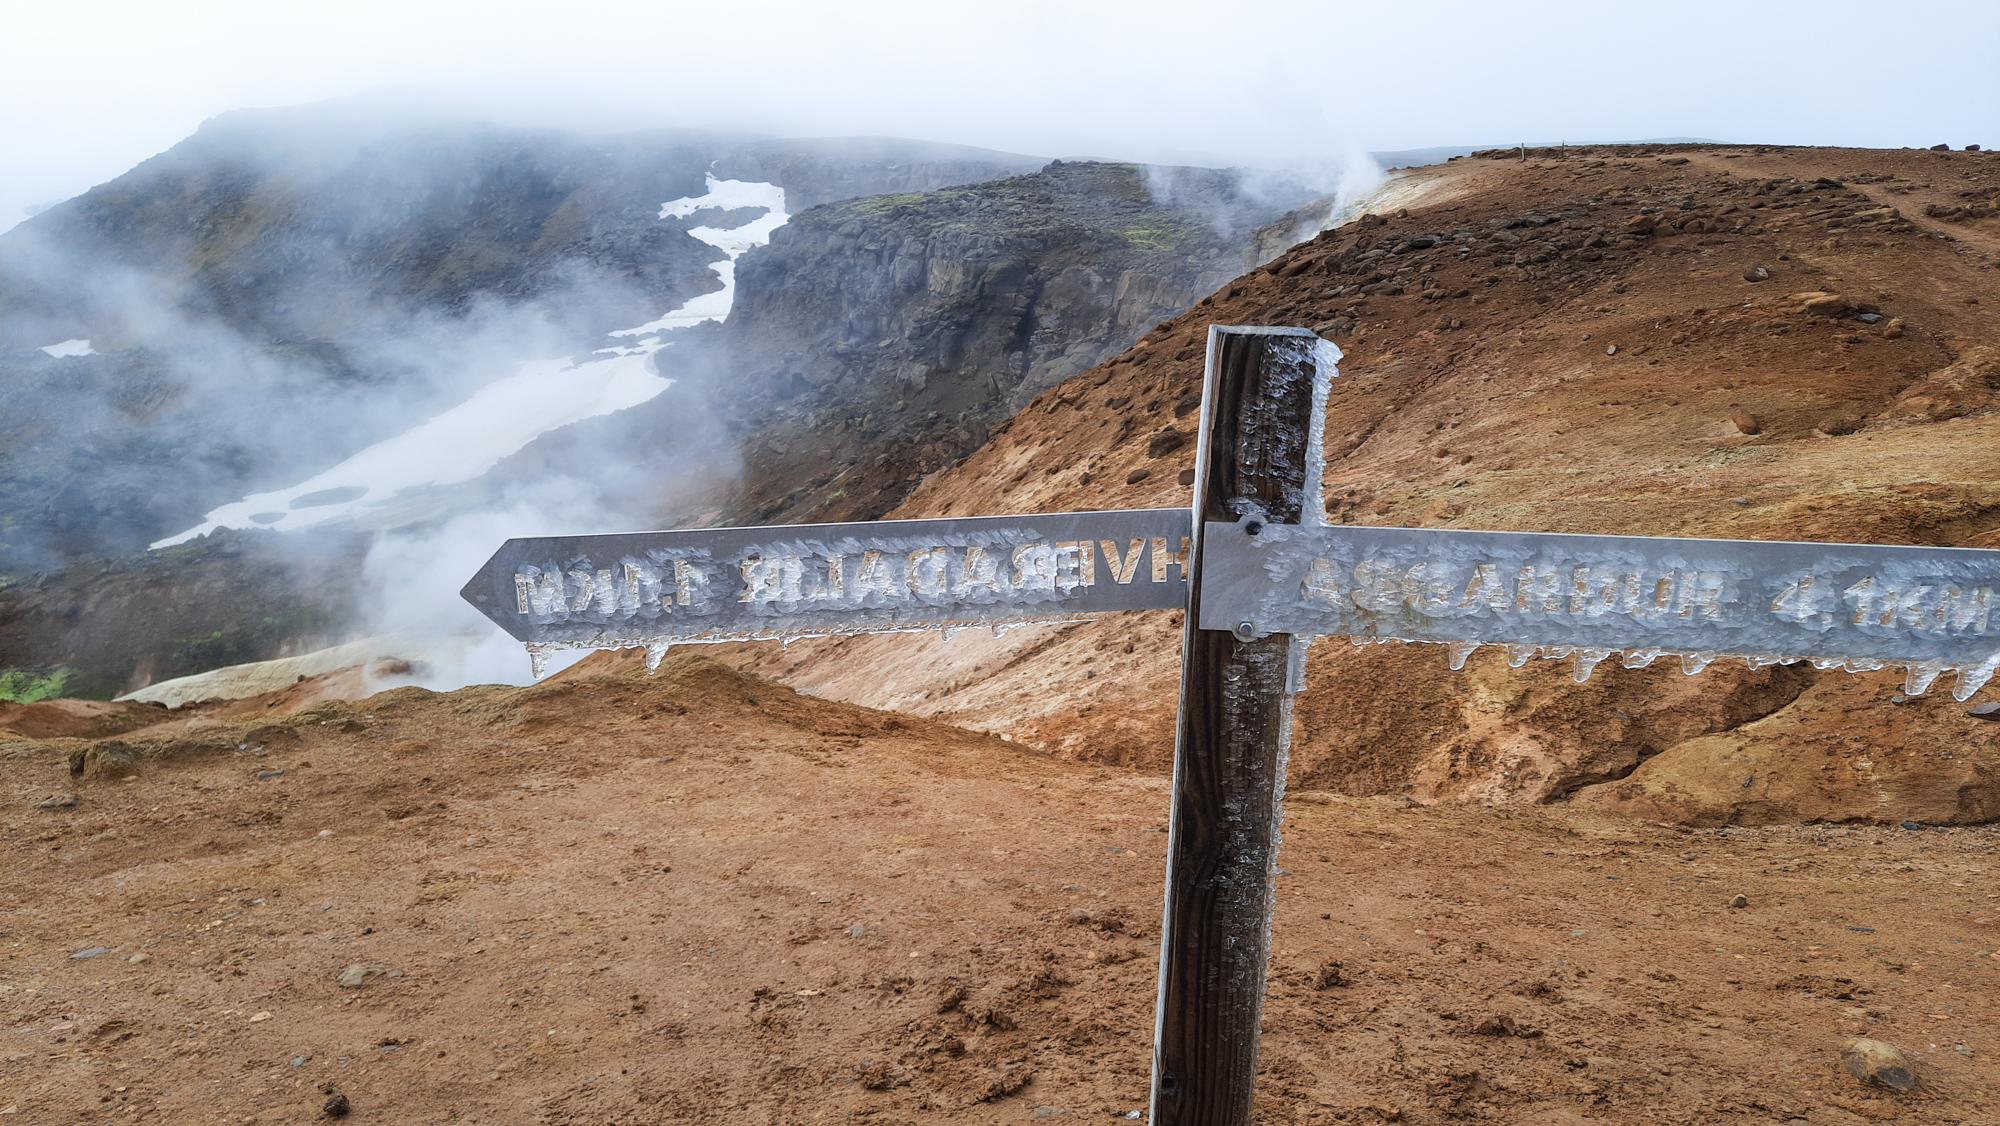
(724, 144), (2000, 824)
(5, 656), (1999, 1124)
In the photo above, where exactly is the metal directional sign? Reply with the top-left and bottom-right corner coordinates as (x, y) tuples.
(460, 324), (2000, 1126)
(1200, 522), (2000, 700)
(461, 508), (1192, 677)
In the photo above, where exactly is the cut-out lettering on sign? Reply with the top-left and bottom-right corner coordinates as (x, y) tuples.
(461, 509), (1192, 674)
(1198, 523), (2000, 700)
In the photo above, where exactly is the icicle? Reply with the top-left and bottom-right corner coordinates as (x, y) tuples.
(1350, 634), (1376, 647)
(991, 625), (1009, 639)
(1572, 647), (1614, 683)
(1742, 654), (1786, 670)
(1951, 655), (2000, 702)
(1811, 657), (1844, 670)
(1540, 645), (1575, 661)
(1844, 658), (1887, 673)
(526, 643), (551, 680)
(1446, 640), (1480, 671)
(1505, 643), (1537, 668)
(1680, 651), (1716, 676)
(1621, 647), (1661, 669)
(943, 627), (963, 642)
(1902, 660), (1947, 697)
(644, 641), (670, 674)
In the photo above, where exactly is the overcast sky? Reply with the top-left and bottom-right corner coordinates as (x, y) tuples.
(4, 0), (1996, 228)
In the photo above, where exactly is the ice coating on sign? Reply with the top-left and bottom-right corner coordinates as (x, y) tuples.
(1300, 336), (1343, 531)
(1572, 647), (1614, 683)
(1362, 635), (1995, 702)
(466, 509), (1189, 672)
(1203, 520), (2000, 702)
(1904, 660), (1946, 696)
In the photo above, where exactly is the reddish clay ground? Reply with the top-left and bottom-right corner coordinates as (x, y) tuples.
(5, 657), (2000, 1124)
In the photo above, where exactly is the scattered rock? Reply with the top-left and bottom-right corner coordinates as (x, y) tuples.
(69, 946), (112, 960)
(1172, 393), (1201, 418)
(1471, 1014), (1541, 1038)
(323, 1092), (352, 1117)
(337, 962), (389, 989)
(1968, 702), (2000, 721)
(1731, 411), (1761, 435)
(1841, 1038), (1919, 1092)
(68, 742), (139, 782)
(1176, 468), (1196, 486)
(126, 952), (150, 964)
(33, 794), (77, 810)
(1815, 415), (1863, 436)
(248, 1011), (272, 1022)
(1792, 292), (1853, 318)
(1624, 215), (1656, 235)
(1730, 497), (1751, 506)
(1606, 345), (1619, 356)
(1145, 427), (1187, 458)
(1743, 264), (1771, 282)
(1125, 468), (1152, 486)
(256, 770), (286, 780)
(1730, 894), (1749, 909)
(1900, 820), (1924, 831)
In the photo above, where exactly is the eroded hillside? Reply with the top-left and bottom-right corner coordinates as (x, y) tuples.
(5, 655), (1997, 1124)
(725, 143), (2000, 825)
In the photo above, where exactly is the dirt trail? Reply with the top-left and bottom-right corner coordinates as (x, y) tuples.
(723, 143), (2000, 824)
(4, 657), (1999, 1124)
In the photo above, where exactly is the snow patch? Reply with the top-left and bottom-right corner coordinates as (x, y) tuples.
(152, 177), (789, 548)
(39, 338), (93, 357)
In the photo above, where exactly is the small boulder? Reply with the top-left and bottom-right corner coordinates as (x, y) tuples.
(1731, 411), (1761, 435)
(1743, 264), (1771, 282)
(1791, 292), (1853, 318)
(337, 962), (389, 989)
(1841, 1038), (1919, 1092)
(1815, 416), (1863, 437)
(1146, 427), (1187, 458)
(1624, 214), (1657, 235)
(1125, 468), (1153, 486)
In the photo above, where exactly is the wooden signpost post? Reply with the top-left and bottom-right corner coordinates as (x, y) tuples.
(463, 325), (2000, 1126)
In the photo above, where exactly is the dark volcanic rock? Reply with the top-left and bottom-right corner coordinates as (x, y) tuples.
(702, 160), (1312, 524)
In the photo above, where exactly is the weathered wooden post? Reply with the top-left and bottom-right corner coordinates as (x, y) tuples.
(1149, 326), (1335, 1126)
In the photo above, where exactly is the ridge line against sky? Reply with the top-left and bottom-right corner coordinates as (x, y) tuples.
(5, 0), (1997, 229)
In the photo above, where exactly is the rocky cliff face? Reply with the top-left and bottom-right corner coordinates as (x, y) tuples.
(678, 161), (1313, 525)
(0, 105), (1047, 575)
(0, 107), (1049, 693)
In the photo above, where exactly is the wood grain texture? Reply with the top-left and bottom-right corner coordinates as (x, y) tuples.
(1149, 326), (1327, 1126)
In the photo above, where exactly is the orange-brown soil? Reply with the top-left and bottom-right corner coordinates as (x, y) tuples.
(726, 144), (2000, 825)
(5, 656), (2000, 1125)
